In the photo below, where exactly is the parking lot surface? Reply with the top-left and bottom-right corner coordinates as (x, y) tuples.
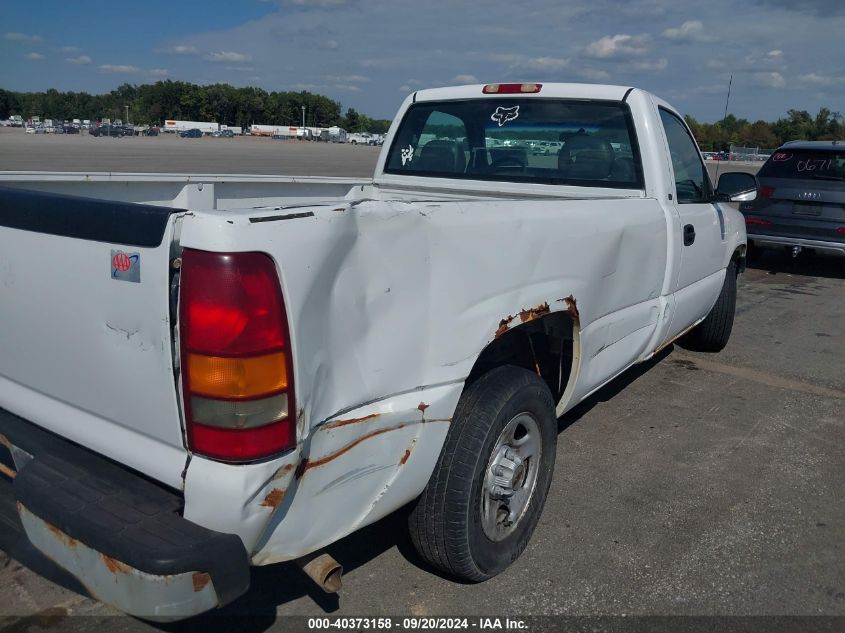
(1, 134), (842, 630)
(0, 128), (380, 177)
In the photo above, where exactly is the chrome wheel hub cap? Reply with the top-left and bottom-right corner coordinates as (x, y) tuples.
(481, 412), (542, 541)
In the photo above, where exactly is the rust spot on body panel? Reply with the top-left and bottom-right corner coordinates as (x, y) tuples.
(260, 488), (286, 509)
(496, 315), (515, 337)
(44, 522), (78, 548)
(417, 402), (429, 414)
(323, 413), (381, 430)
(399, 438), (417, 465)
(192, 571), (211, 592)
(272, 463), (294, 480)
(298, 418), (452, 478)
(519, 302), (550, 324)
(557, 295), (579, 321)
(100, 553), (130, 575)
(298, 424), (406, 477)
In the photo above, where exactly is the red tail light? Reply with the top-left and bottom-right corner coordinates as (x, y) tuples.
(179, 249), (295, 461)
(837, 227), (845, 235)
(745, 218), (772, 226)
(759, 185), (776, 199)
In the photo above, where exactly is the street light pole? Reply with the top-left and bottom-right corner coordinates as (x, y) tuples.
(301, 105), (306, 129)
(125, 105), (129, 125)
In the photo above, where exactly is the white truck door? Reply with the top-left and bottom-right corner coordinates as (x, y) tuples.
(657, 107), (726, 343)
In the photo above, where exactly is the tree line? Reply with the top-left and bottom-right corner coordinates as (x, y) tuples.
(0, 81), (841, 146)
(684, 108), (842, 151)
(0, 81), (392, 133)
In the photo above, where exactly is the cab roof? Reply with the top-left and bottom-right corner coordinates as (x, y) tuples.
(413, 83), (635, 103)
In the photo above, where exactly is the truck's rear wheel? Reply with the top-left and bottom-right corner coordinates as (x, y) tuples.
(681, 261), (737, 352)
(408, 366), (557, 581)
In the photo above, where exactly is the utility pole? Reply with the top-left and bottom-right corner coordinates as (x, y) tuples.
(301, 105), (306, 128)
(125, 104), (129, 125)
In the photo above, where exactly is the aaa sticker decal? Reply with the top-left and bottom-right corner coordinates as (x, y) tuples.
(111, 250), (140, 283)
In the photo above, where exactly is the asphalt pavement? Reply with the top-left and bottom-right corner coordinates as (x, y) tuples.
(0, 131), (842, 632)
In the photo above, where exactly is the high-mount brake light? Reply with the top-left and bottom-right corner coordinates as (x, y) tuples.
(745, 218), (772, 226)
(179, 249), (295, 462)
(483, 83), (542, 94)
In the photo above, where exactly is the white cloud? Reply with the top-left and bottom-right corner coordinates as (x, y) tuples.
(99, 64), (141, 73)
(516, 57), (571, 71)
(451, 74), (478, 83)
(205, 51), (252, 63)
(662, 20), (714, 43)
(66, 55), (91, 65)
(627, 58), (668, 72)
(24, 52), (44, 60)
(754, 71), (786, 88)
(583, 34), (650, 59)
(323, 39), (339, 50)
(798, 72), (843, 86)
(333, 83), (361, 91)
(576, 67), (611, 81)
(148, 68), (169, 76)
(4, 32), (42, 43)
(59, 45), (80, 53)
(278, 0), (352, 6)
(323, 74), (369, 82)
(157, 45), (198, 55)
(399, 84), (412, 92)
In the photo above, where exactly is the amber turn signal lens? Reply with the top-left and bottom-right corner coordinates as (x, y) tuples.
(187, 352), (287, 399)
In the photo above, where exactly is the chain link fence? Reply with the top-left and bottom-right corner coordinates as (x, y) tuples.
(729, 145), (776, 162)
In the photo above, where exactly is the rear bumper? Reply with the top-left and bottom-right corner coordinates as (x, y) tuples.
(748, 233), (845, 257)
(0, 409), (250, 621)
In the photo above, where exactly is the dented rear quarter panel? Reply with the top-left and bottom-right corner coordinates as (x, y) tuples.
(179, 189), (669, 560)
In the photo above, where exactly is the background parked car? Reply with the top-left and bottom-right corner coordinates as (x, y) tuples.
(180, 128), (203, 138)
(739, 140), (845, 259)
(90, 124), (126, 137)
(212, 129), (235, 138)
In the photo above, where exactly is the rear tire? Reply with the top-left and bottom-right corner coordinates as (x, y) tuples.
(408, 366), (557, 582)
(681, 261), (737, 352)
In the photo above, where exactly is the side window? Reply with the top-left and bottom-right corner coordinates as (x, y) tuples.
(659, 108), (709, 203)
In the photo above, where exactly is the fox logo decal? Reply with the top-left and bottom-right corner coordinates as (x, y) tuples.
(491, 105), (520, 127)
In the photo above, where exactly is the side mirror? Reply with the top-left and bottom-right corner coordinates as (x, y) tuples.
(716, 172), (758, 202)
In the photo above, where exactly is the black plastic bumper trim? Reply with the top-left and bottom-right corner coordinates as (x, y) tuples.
(1, 409), (250, 606)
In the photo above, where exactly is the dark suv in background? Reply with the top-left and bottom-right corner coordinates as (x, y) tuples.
(741, 141), (845, 258)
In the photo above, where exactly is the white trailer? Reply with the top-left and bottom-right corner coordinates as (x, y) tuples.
(249, 124), (286, 137)
(163, 120), (219, 134)
(220, 125), (242, 135)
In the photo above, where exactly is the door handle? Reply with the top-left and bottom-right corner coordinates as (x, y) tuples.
(683, 224), (696, 246)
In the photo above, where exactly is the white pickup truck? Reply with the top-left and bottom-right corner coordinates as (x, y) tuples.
(0, 83), (755, 620)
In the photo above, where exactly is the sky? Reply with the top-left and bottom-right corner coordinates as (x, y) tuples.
(1, 0), (843, 122)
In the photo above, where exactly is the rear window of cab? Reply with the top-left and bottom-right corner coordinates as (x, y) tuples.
(384, 98), (644, 189)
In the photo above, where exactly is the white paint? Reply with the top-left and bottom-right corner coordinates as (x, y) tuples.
(0, 83), (746, 606)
